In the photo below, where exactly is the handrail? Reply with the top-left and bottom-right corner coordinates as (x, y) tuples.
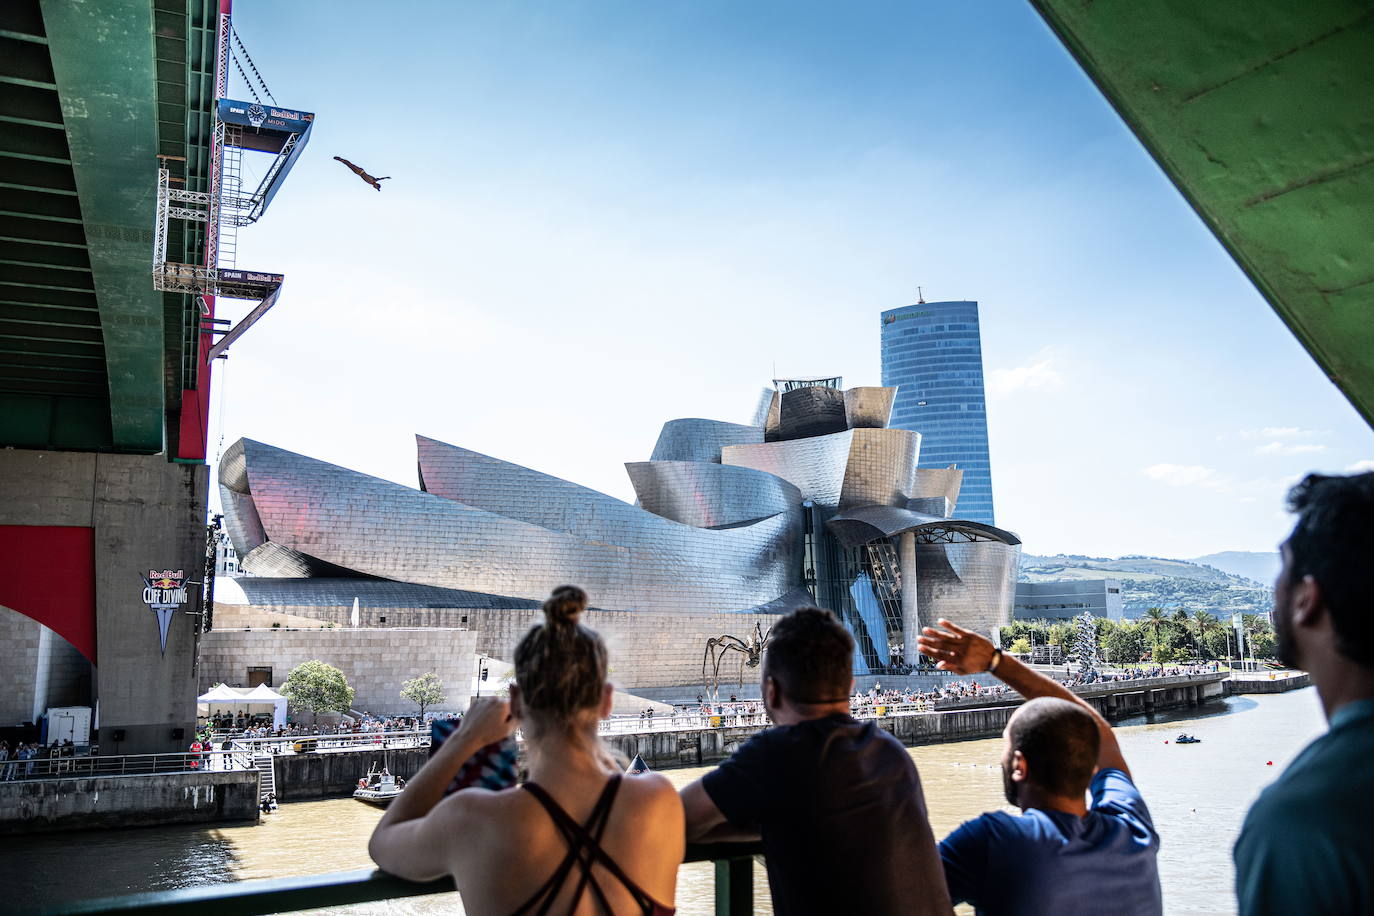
(24, 842), (763, 916)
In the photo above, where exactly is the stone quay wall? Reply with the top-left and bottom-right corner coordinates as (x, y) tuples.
(0, 770), (260, 835)
(1228, 672), (1311, 694)
(273, 747), (430, 801)
(606, 675), (1228, 771)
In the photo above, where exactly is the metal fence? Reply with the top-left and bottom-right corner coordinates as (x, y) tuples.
(25, 843), (762, 916)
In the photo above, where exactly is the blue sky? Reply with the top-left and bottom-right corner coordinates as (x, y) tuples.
(210, 0), (1372, 561)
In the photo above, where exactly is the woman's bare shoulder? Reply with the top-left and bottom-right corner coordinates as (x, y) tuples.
(619, 773), (685, 823)
(433, 782), (533, 825)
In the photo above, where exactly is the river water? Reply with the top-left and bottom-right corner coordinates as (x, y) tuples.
(4, 689), (1325, 915)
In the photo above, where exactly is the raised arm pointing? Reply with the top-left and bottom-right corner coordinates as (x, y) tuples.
(917, 618), (1129, 778)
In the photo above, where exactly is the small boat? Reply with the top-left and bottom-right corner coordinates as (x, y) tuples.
(1175, 734), (1202, 744)
(353, 763), (405, 807)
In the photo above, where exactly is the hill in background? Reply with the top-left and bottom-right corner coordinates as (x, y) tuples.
(1019, 553), (1273, 618)
(1190, 550), (1281, 585)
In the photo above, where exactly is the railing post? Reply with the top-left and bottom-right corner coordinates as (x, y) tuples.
(714, 855), (753, 915)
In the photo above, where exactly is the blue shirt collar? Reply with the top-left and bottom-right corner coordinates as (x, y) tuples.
(1329, 696), (1374, 731)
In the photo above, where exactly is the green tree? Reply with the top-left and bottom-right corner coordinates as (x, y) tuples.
(280, 660), (355, 723)
(1008, 636), (1032, 655)
(1141, 607), (1168, 642)
(1048, 622), (1075, 652)
(401, 672), (446, 718)
(1203, 628), (1231, 660)
(1191, 610), (1220, 659)
(1102, 623), (1146, 666)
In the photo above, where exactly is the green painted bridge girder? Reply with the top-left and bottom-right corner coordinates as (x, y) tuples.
(40, 0), (166, 453)
(1031, 0), (1374, 428)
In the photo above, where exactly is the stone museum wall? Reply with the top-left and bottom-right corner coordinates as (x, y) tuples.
(199, 627), (477, 716)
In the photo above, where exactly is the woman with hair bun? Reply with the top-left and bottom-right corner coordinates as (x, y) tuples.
(370, 585), (683, 915)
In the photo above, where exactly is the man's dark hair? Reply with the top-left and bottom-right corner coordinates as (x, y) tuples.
(1285, 472), (1374, 666)
(764, 606), (854, 704)
(1007, 698), (1100, 797)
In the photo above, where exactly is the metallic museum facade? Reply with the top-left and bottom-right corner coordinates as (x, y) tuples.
(219, 377), (1020, 678)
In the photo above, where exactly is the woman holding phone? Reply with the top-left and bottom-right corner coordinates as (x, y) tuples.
(369, 585), (683, 915)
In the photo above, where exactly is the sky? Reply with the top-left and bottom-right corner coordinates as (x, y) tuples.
(209, 0), (1373, 562)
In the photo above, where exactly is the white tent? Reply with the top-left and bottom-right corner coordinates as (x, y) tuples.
(196, 683), (287, 729)
(197, 684), (244, 703)
(243, 684), (289, 730)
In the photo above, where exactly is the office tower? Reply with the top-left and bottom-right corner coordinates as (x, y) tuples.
(880, 300), (996, 525)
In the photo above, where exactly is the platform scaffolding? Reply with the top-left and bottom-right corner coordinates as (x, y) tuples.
(151, 8), (312, 361)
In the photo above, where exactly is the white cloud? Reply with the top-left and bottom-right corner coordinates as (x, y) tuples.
(987, 352), (1063, 397)
(1143, 463), (1227, 488)
(1346, 459), (1374, 473)
(1256, 441), (1327, 456)
(1241, 426), (1328, 440)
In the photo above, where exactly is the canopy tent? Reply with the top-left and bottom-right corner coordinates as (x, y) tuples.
(243, 684), (289, 730)
(196, 683), (288, 730)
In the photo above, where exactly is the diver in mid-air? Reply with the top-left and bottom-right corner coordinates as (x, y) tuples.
(333, 156), (390, 191)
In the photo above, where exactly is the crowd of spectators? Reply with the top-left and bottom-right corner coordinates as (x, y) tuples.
(0, 739), (78, 780)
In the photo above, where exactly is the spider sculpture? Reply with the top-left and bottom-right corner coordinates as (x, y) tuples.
(701, 621), (772, 702)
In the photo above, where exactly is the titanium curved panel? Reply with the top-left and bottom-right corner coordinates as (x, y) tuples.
(777, 386), (848, 441)
(843, 387), (896, 429)
(749, 388), (775, 428)
(827, 504), (1023, 550)
(914, 540), (1021, 642)
(624, 460), (801, 528)
(649, 419), (764, 463)
(218, 438), (268, 556)
(722, 430), (853, 508)
(417, 436), (650, 538)
(234, 438), (801, 615)
(838, 428), (921, 510)
(237, 542), (367, 579)
(911, 466), (964, 514)
(234, 577), (543, 610)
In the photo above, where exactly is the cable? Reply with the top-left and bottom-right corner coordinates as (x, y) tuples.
(231, 54), (261, 104)
(231, 26), (278, 105)
(214, 350), (229, 464)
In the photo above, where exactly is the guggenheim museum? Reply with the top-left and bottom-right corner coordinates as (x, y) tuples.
(205, 377), (1020, 705)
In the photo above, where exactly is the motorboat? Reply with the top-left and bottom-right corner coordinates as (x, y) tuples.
(353, 763), (405, 807)
(1175, 734), (1202, 744)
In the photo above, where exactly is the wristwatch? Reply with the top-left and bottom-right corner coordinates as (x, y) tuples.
(987, 648), (1003, 674)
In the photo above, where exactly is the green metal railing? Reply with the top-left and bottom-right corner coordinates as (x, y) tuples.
(26, 843), (762, 916)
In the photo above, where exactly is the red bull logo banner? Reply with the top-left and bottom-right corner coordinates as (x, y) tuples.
(141, 569), (187, 655)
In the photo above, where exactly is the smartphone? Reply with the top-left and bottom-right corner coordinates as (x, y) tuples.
(430, 718), (518, 794)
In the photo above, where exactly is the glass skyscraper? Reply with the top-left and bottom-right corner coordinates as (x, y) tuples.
(880, 300), (995, 525)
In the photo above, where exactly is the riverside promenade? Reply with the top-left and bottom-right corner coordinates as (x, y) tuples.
(1, 670), (1236, 832)
(605, 671), (1228, 770)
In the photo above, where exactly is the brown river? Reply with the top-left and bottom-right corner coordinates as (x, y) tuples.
(4, 689), (1325, 915)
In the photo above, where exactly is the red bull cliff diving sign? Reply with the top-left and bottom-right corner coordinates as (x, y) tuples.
(141, 569), (187, 655)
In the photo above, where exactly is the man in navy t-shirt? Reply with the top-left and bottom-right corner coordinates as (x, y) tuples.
(679, 607), (952, 916)
(918, 619), (1162, 916)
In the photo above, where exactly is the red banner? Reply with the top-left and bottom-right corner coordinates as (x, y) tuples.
(0, 525), (97, 665)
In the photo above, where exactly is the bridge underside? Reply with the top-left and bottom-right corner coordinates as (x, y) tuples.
(0, 0), (216, 454)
